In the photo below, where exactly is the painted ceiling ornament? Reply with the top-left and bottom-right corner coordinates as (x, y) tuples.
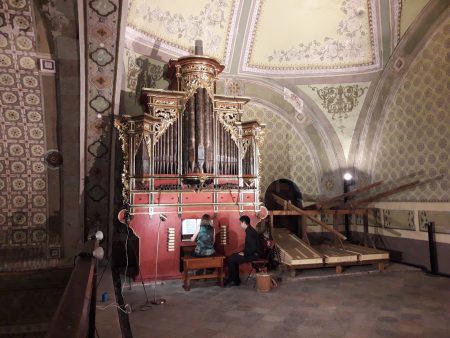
(89, 0), (117, 17)
(90, 47), (114, 66)
(89, 95), (111, 113)
(267, 0), (369, 65)
(136, 0), (228, 55)
(283, 87), (306, 122)
(310, 84), (366, 126)
(225, 78), (243, 96)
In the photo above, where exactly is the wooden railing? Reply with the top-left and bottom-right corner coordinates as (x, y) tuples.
(46, 244), (97, 338)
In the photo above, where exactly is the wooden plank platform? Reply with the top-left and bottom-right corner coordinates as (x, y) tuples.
(342, 243), (389, 261)
(312, 245), (359, 264)
(272, 228), (323, 266)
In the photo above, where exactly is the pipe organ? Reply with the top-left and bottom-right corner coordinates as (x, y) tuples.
(115, 45), (265, 280)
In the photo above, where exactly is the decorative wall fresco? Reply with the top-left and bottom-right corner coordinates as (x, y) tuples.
(127, 0), (240, 64)
(0, 0), (54, 261)
(283, 88), (308, 124)
(299, 82), (370, 160)
(84, 0), (122, 240)
(419, 210), (450, 234)
(243, 0), (380, 75)
(383, 209), (415, 230)
(372, 19), (450, 202)
(122, 48), (169, 115)
(242, 103), (320, 200)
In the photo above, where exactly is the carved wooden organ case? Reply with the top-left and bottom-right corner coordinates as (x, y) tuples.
(114, 52), (265, 280)
(115, 55), (265, 217)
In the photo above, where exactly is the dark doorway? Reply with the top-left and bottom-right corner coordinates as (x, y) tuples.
(265, 179), (303, 236)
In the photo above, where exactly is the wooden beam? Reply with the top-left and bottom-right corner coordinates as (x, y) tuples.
(272, 194), (347, 240)
(270, 209), (369, 216)
(306, 180), (384, 210)
(344, 175), (443, 208)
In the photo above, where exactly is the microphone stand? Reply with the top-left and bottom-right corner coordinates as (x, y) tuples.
(152, 216), (166, 305)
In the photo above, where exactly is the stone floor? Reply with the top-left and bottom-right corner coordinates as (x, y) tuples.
(122, 264), (450, 338)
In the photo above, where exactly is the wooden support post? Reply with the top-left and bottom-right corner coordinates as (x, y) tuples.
(272, 194), (347, 241)
(378, 262), (385, 272)
(336, 265), (343, 274)
(270, 212), (274, 236)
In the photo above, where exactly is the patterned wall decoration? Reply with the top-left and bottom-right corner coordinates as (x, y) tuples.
(122, 48), (169, 115)
(299, 82), (370, 160)
(224, 78), (244, 96)
(243, 0), (380, 75)
(85, 0), (122, 239)
(383, 209), (415, 230)
(283, 87), (308, 125)
(123, 48), (167, 95)
(242, 103), (320, 200)
(372, 19), (450, 202)
(419, 210), (450, 234)
(127, 0), (240, 64)
(0, 0), (55, 261)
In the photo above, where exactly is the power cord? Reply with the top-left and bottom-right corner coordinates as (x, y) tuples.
(121, 210), (131, 292)
(96, 302), (132, 314)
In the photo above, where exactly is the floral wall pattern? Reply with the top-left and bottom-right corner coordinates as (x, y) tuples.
(127, 0), (239, 63)
(243, 0), (380, 75)
(372, 19), (450, 202)
(242, 103), (320, 200)
(0, 0), (52, 264)
(84, 0), (122, 241)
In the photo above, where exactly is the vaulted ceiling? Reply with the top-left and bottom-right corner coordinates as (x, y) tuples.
(126, 0), (428, 75)
(123, 0), (434, 185)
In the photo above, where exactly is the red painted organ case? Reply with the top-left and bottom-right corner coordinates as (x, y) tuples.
(115, 52), (266, 281)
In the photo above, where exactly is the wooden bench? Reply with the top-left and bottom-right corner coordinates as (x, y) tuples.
(181, 255), (225, 291)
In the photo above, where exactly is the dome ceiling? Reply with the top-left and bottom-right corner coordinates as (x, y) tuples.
(125, 0), (432, 169)
(126, 0), (389, 76)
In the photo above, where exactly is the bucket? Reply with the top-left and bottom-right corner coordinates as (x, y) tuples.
(255, 273), (271, 292)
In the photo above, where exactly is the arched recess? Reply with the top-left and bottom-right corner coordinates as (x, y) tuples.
(359, 0), (449, 201)
(265, 179), (302, 237)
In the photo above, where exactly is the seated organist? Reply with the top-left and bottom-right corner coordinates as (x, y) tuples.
(225, 215), (261, 287)
(191, 214), (215, 257)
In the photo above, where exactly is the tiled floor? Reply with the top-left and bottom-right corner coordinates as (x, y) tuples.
(123, 264), (450, 338)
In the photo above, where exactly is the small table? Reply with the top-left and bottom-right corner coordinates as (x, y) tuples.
(181, 255), (225, 291)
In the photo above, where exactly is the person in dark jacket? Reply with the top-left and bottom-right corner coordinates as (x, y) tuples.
(225, 215), (260, 287)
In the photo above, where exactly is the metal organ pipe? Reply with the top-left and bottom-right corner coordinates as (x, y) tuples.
(195, 88), (205, 173)
(204, 89), (213, 173)
(188, 96), (195, 172)
(182, 107), (188, 174)
(169, 122), (173, 174)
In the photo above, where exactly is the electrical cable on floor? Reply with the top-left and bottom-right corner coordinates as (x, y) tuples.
(121, 214), (130, 292)
(97, 302), (132, 314)
(95, 327), (100, 338)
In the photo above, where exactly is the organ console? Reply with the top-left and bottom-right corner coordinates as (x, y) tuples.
(115, 41), (266, 281)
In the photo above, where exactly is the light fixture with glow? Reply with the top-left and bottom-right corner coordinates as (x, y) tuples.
(88, 230), (104, 241)
(343, 173), (353, 181)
